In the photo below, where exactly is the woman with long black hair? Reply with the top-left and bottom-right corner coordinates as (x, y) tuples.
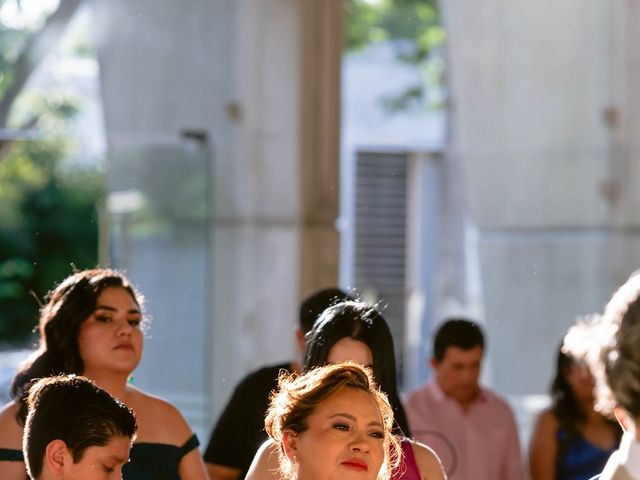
(247, 300), (445, 480)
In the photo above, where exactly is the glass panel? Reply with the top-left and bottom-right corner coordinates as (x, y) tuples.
(106, 134), (212, 435)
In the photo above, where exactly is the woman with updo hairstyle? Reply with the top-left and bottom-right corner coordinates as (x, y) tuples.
(585, 271), (640, 480)
(594, 270), (640, 420)
(0, 268), (208, 480)
(247, 301), (445, 480)
(265, 362), (401, 480)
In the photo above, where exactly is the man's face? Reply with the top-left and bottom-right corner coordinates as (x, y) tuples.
(432, 346), (483, 406)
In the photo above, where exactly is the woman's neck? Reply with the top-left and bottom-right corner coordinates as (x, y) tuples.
(81, 369), (130, 401)
(578, 398), (605, 424)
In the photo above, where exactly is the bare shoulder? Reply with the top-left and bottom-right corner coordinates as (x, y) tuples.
(409, 439), (446, 480)
(533, 408), (558, 433)
(529, 409), (559, 455)
(126, 386), (193, 445)
(529, 408), (559, 480)
(128, 386), (183, 417)
(0, 401), (23, 449)
(245, 439), (282, 480)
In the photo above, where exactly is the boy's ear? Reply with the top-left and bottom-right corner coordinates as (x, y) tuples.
(282, 430), (299, 462)
(44, 439), (68, 474)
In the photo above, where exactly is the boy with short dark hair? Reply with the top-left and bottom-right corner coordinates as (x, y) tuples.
(22, 375), (137, 480)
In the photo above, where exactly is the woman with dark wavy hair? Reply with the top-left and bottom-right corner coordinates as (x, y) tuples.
(0, 268), (208, 480)
(529, 321), (621, 480)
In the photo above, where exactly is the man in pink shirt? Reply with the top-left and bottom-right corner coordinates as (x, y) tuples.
(404, 318), (524, 480)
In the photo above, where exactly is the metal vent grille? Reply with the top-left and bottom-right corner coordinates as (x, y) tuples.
(354, 150), (408, 376)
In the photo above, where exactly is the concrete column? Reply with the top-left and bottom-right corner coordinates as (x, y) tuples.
(609, 0), (640, 279)
(91, 0), (343, 431)
(439, 0), (627, 396)
(298, 0), (343, 299)
(92, 0), (237, 439)
(210, 0), (342, 417)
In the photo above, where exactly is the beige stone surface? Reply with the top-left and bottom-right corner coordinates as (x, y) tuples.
(93, 0), (342, 432)
(440, 0), (640, 396)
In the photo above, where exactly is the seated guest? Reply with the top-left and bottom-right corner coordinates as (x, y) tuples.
(587, 271), (640, 480)
(404, 318), (523, 479)
(204, 288), (352, 480)
(529, 320), (620, 480)
(23, 375), (137, 480)
(264, 361), (401, 480)
(0, 268), (207, 480)
(245, 301), (445, 480)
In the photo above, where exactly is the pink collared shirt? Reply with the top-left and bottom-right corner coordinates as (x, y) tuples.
(404, 380), (524, 480)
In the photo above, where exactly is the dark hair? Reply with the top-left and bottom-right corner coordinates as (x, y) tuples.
(551, 337), (621, 473)
(433, 318), (485, 362)
(594, 272), (640, 417)
(303, 300), (410, 436)
(298, 288), (353, 333)
(23, 375), (137, 479)
(265, 362), (401, 480)
(550, 344), (586, 427)
(10, 268), (144, 423)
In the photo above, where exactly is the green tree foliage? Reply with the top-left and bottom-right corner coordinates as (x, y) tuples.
(346, 0), (443, 53)
(346, 0), (446, 111)
(0, 134), (105, 344)
(0, 0), (103, 345)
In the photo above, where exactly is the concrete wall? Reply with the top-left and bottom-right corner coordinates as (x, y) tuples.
(91, 0), (342, 436)
(440, 0), (640, 397)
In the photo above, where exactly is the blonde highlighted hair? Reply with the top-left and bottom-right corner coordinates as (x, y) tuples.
(265, 362), (402, 480)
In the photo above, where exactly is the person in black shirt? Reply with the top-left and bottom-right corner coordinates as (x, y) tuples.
(203, 288), (352, 480)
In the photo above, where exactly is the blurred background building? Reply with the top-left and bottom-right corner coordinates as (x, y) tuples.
(0, 0), (639, 450)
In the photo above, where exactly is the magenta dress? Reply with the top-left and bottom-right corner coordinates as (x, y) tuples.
(392, 439), (422, 480)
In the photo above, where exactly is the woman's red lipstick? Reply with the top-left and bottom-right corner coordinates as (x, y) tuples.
(341, 458), (368, 471)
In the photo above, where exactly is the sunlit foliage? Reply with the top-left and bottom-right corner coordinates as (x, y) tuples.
(0, 0), (103, 345)
(346, 0), (445, 112)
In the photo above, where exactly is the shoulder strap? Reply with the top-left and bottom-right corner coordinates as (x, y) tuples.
(177, 434), (200, 458)
(0, 448), (24, 462)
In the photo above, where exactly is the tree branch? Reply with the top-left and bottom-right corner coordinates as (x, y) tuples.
(0, 0), (83, 127)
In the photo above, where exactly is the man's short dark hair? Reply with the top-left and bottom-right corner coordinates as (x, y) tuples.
(433, 318), (485, 362)
(299, 288), (353, 333)
(23, 375), (137, 479)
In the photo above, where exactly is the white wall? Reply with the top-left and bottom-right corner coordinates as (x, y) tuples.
(440, 0), (640, 399)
